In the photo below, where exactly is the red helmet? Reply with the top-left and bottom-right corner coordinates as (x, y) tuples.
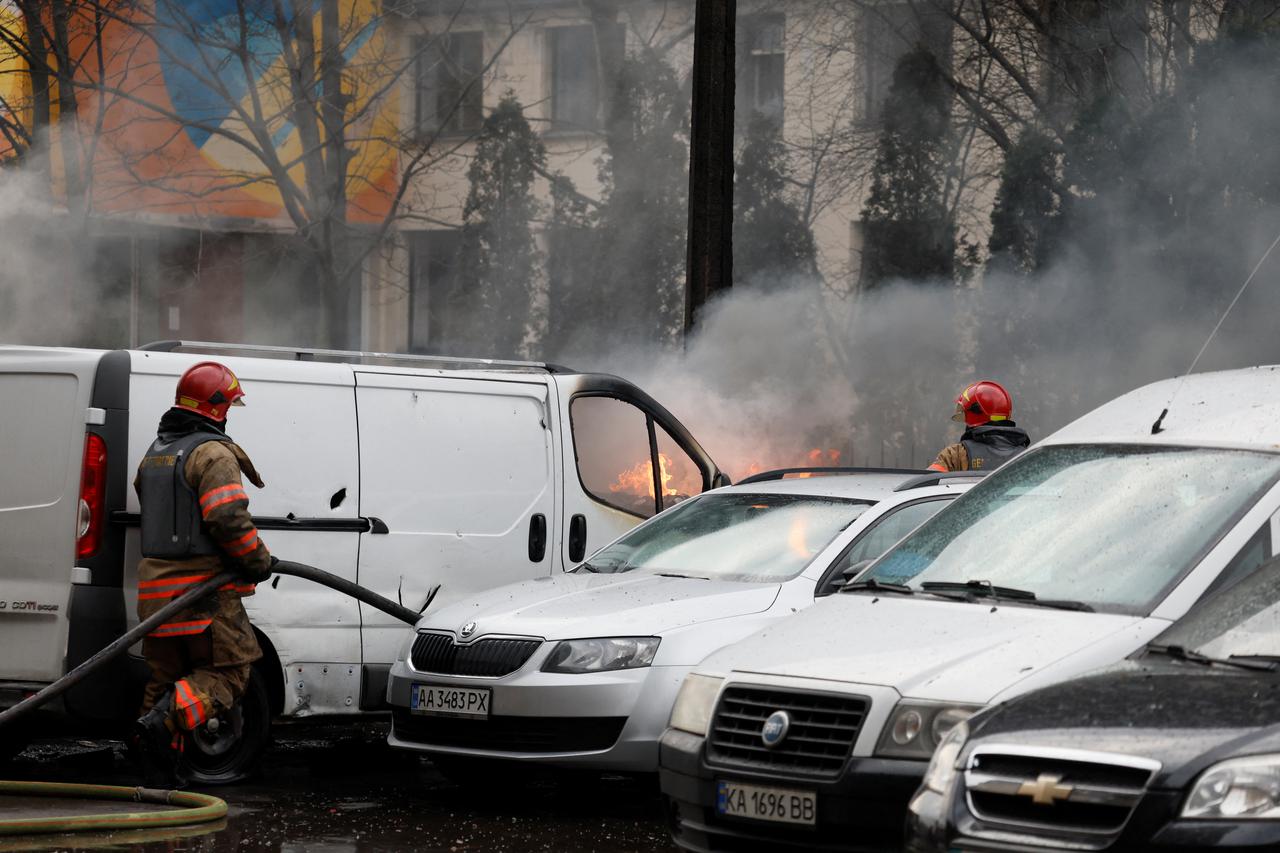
(174, 361), (246, 421)
(952, 380), (1012, 427)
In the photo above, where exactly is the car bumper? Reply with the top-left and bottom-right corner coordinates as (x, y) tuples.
(385, 656), (689, 772)
(659, 727), (926, 852)
(906, 785), (1280, 852)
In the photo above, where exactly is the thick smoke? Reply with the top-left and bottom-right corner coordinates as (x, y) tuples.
(0, 171), (104, 347)
(574, 217), (1280, 481)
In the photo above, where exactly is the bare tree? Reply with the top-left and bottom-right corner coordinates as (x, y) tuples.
(69, 0), (532, 346)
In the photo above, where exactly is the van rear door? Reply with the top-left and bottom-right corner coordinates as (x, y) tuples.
(355, 372), (556, 665)
(0, 348), (101, 684)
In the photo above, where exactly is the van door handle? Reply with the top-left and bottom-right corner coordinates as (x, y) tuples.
(569, 514), (587, 563)
(528, 514), (547, 562)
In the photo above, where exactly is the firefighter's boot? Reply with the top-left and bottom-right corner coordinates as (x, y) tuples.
(129, 689), (188, 789)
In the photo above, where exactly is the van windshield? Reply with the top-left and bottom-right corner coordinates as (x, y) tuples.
(860, 445), (1280, 614)
(583, 493), (872, 582)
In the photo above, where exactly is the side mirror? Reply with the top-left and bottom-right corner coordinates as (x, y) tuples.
(841, 559), (875, 581)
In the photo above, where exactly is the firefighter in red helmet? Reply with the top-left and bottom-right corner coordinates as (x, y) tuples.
(928, 380), (1031, 473)
(129, 361), (273, 786)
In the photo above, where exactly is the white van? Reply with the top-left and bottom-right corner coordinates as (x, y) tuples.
(0, 341), (723, 780)
(659, 365), (1280, 853)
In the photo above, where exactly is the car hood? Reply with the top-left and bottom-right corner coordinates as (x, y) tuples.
(696, 595), (1146, 704)
(967, 661), (1280, 787)
(419, 571), (781, 639)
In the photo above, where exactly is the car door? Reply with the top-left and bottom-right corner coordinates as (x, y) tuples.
(355, 371), (556, 666)
(555, 376), (722, 569)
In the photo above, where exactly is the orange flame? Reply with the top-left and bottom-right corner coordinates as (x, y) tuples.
(611, 453), (679, 499)
(794, 448), (843, 478)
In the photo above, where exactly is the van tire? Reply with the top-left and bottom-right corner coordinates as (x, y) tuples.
(186, 666), (272, 786)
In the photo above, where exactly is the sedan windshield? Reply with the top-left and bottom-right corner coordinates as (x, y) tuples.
(584, 493), (872, 582)
(1153, 555), (1280, 661)
(861, 445), (1280, 614)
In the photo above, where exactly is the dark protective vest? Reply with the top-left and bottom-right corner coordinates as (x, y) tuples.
(960, 424), (1032, 472)
(138, 431), (229, 559)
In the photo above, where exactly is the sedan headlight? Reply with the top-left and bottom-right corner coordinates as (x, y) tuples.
(875, 701), (982, 760)
(920, 720), (969, 795)
(541, 637), (660, 674)
(669, 674), (724, 736)
(1184, 755), (1280, 819)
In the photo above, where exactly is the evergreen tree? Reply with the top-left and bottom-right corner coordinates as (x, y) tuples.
(733, 113), (817, 288)
(459, 93), (547, 358)
(858, 46), (955, 289)
(595, 48), (689, 346)
(987, 130), (1060, 276)
(544, 48), (689, 356)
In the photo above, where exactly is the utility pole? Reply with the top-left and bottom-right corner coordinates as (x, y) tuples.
(683, 0), (736, 338)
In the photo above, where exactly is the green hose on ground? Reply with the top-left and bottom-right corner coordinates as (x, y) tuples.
(0, 780), (225, 835)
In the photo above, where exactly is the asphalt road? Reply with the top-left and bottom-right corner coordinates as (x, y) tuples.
(1, 721), (677, 852)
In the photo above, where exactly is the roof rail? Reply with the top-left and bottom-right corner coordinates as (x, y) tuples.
(736, 466), (927, 485)
(893, 471), (988, 492)
(138, 340), (573, 374)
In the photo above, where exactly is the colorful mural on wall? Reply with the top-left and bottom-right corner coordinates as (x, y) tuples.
(85, 0), (401, 224)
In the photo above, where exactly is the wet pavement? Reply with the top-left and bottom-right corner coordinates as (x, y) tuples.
(1, 721), (677, 852)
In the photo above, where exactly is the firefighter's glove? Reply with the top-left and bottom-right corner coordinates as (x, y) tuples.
(239, 556), (276, 584)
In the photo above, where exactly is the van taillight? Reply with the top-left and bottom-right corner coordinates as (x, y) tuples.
(76, 433), (107, 558)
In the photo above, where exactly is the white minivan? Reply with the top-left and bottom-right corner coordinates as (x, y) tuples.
(659, 366), (1280, 853)
(0, 341), (723, 781)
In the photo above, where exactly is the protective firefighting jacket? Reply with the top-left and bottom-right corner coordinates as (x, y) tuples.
(930, 423), (1031, 473)
(134, 410), (271, 639)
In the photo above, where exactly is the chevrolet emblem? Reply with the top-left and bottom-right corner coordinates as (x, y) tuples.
(1017, 773), (1073, 805)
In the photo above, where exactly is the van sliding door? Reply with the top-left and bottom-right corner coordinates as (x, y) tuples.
(354, 372), (556, 666)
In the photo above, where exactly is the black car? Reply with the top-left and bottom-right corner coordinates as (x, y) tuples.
(906, 554), (1280, 852)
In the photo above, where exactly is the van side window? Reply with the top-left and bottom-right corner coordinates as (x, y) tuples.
(1199, 525), (1272, 602)
(571, 396), (660, 518)
(818, 498), (951, 595)
(655, 424), (704, 511)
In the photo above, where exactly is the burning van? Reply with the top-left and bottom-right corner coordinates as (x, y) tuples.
(0, 340), (723, 782)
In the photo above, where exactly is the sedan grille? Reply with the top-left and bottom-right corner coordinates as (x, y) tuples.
(410, 632), (541, 677)
(392, 710), (625, 753)
(964, 746), (1160, 843)
(705, 685), (869, 778)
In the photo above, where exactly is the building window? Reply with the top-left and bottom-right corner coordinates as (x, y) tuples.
(409, 230), (463, 352)
(860, 5), (951, 122)
(547, 24), (621, 132)
(415, 32), (484, 137)
(738, 14), (785, 125)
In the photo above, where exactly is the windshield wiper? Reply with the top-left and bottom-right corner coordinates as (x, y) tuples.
(842, 579), (915, 595)
(921, 580), (1037, 600)
(1146, 643), (1278, 672)
(919, 580), (1093, 611)
(654, 571), (711, 580)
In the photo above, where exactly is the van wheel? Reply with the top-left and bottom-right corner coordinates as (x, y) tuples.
(186, 666), (271, 786)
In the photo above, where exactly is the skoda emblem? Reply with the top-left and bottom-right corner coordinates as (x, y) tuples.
(460, 621), (477, 639)
(761, 710), (791, 749)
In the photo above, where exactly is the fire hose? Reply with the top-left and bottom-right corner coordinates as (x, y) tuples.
(0, 563), (423, 836)
(0, 560), (421, 731)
